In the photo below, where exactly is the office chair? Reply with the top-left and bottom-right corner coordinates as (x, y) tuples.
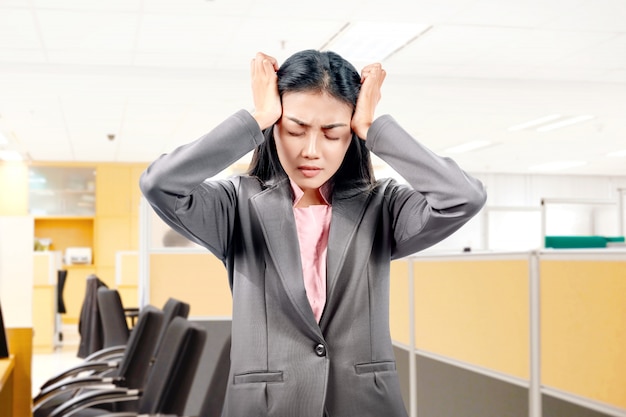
(48, 317), (207, 417)
(77, 274), (108, 358)
(195, 333), (231, 417)
(33, 305), (164, 416)
(55, 269), (67, 348)
(37, 297), (191, 393)
(151, 297), (190, 360)
(71, 287), (133, 366)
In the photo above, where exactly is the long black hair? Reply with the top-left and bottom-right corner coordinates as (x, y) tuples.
(247, 49), (375, 191)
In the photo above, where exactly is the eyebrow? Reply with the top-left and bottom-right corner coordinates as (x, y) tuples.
(285, 116), (348, 130)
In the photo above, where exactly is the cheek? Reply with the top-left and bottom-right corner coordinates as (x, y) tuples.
(331, 138), (352, 162)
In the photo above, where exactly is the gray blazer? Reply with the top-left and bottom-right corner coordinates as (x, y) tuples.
(140, 110), (486, 417)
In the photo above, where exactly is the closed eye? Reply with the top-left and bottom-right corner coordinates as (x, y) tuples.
(287, 131), (305, 137)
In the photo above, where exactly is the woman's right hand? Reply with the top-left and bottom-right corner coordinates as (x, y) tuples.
(250, 52), (281, 130)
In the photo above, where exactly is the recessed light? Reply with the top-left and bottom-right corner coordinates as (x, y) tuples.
(507, 114), (562, 132)
(322, 22), (431, 62)
(536, 115), (595, 132)
(444, 140), (492, 154)
(606, 149), (626, 158)
(528, 160), (587, 172)
(0, 150), (23, 161)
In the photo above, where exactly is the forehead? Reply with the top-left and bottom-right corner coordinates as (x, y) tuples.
(281, 91), (353, 123)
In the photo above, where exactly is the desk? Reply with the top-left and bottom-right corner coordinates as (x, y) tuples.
(0, 355), (15, 417)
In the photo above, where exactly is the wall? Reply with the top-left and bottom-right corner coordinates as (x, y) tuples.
(426, 172), (626, 252)
(0, 217), (33, 328)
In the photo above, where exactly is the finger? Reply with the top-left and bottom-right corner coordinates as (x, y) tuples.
(262, 58), (277, 76)
(265, 55), (279, 71)
(255, 52), (279, 71)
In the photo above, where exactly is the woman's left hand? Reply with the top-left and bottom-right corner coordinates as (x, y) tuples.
(351, 63), (386, 140)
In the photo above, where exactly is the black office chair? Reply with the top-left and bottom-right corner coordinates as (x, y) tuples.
(55, 269), (67, 346)
(151, 297), (190, 361)
(37, 297), (192, 394)
(196, 333), (231, 417)
(33, 305), (165, 416)
(98, 288), (131, 347)
(77, 274), (108, 358)
(48, 317), (207, 417)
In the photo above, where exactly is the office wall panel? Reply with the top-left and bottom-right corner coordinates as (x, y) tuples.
(541, 259), (626, 409)
(150, 253), (232, 317)
(413, 258), (530, 379)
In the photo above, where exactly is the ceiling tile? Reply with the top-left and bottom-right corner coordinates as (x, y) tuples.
(446, 0), (588, 27)
(544, 0), (626, 31)
(0, 48), (46, 63)
(36, 9), (139, 50)
(32, 0), (142, 12)
(136, 14), (238, 52)
(0, 9), (41, 49)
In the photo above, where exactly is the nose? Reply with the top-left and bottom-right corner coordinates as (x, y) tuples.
(301, 133), (319, 159)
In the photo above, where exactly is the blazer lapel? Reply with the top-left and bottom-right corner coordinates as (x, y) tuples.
(325, 189), (371, 301)
(250, 180), (321, 335)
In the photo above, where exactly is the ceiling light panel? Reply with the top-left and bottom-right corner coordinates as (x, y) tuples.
(444, 140), (492, 154)
(0, 150), (23, 161)
(536, 115), (595, 132)
(606, 149), (626, 158)
(507, 114), (562, 131)
(323, 21), (430, 62)
(528, 160), (587, 172)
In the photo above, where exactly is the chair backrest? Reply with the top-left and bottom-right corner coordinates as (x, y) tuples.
(115, 305), (164, 390)
(96, 288), (130, 349)
(151, 298), (190, 359)
(139, 317), (207, 416)
(77, 275), (108, 358)
(197, 334), (231, 417)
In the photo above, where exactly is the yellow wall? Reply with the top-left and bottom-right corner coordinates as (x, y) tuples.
(150, 253), (232, 317)
(412, 257), (530, 380)
(541, 259), (626, 409)
(6, 328), (33, 417)
(32, 253), (55, 352)
(25, 162), (147, 324)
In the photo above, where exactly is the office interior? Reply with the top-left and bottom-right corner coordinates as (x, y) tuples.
(0, 1), (625, 416)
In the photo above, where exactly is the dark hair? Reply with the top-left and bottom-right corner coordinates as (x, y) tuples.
(248, 49), (374, 191)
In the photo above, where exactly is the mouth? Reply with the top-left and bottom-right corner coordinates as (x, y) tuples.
(298, 165), (321, 178)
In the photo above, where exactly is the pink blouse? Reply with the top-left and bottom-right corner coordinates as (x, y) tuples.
(290, 180), (332, 323)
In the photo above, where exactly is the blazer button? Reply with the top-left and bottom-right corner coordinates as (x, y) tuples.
(314, 343), (326, 357)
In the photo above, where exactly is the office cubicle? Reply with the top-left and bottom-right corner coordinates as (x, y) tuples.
(390, 250), (626, 417)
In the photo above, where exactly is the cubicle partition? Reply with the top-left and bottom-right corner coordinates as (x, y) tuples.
(390, 250), (626, 417)
(138, 197), (625, 417)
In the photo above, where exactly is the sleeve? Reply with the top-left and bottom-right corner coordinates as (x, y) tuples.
(365, 115), (487, 259)
(139, 109), (265, 260)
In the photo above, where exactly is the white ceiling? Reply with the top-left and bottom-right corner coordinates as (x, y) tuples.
(0, 0), (625, 175)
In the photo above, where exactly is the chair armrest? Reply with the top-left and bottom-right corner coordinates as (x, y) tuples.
(84, 345), (127, 362)
(98, 411), (178, 417)
(33, 374), (121, 411)
(38, 360), (119, 392)
(48, 387), (140, 417)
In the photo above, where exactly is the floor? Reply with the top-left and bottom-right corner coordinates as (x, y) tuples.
(31, 324), (83, 396)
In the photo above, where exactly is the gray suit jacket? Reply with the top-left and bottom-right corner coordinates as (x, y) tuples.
(140, 110), (486, 417)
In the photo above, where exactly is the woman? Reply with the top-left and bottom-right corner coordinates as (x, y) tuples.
(140, 49), (486, 417)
